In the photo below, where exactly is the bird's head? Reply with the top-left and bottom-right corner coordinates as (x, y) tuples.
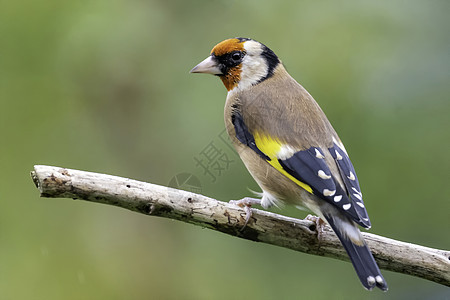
(190, 38), (280, 92)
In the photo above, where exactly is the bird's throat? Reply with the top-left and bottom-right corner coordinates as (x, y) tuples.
(220, 67), (241, 91)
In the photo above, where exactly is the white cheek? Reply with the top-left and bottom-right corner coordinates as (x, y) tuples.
(244, 56), (268, 78)
(228, 40), (268, 93)
(235, 55), (268, 91)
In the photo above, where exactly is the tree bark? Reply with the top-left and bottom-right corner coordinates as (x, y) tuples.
(30, 165), (450, 287)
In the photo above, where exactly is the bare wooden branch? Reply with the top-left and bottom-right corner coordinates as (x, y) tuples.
(31, 165), (450, 287)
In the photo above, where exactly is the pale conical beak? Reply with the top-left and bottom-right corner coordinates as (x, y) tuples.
(190, 56), (223, 75)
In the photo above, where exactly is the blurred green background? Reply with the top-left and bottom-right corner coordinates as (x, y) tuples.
(1, 0), (449, 299)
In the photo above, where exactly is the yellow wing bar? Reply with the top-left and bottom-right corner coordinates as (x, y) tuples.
(253, 132), (313, 194)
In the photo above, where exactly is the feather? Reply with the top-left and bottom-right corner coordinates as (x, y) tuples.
(324, 213), (387, 291)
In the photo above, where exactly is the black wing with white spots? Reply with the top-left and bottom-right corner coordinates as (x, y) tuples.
(329, 143), (371, 227)
(278, 146), (370, 228)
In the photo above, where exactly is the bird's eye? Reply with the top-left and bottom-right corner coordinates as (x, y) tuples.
(231, 52), (243, 61)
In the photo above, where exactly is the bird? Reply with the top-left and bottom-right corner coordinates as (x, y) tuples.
(190, 37), (388, 291)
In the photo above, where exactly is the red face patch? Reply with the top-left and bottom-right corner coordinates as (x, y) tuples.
(211, 38), (245, 56)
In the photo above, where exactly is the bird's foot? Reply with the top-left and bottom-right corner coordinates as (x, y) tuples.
(305, 214), (326, 242)
(229, 197), (261, 229)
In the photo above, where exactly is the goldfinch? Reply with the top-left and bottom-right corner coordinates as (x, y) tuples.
(190, 37), (388, 291)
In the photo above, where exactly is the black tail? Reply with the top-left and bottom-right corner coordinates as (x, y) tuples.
(324, 215), (388, 291)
